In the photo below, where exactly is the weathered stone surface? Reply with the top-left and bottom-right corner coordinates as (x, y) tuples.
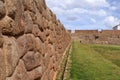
(17, 34), (27, 58)
(73, 30), (120, 44)
(13, 0), (25, 35)
(43, 51), (50, 68)
(37, 0), (46, 9)
(48, 57), (54, 70)
(5, 0), (16, 19)
(23, 0), (36, 13)
(34, 0), (44, 13)
(47, 35), (55, 45)
(34, 37), (44, 53)
(45, 29), (51, 37)
(0, 0), (4, 2)
(0, 1), (5, 19)
(47, 44), (55, 57)
(3, 36), (19, 77)
(48, 69), (55, 80)
(0, 0), (71, 80)
(0, 16), (15, 35)
(34, 9), (44, 29)
(23, 51), (42, 71)
(52, 13), (57, 24)
(44, 19), (49, 29)
(39, 31), (46, 43)
(41, 71), (48, 80)
(6, 60), (30, 80)
(17, 34), (35, 56)
(0, 32), (4, 47)
(26, 34), (35, 51)
(32, 24), (40, 37)
(28, 66), (42, 80)
(0, 49), (6, 80)
(23, 11), (33, 33)
(42, 8), (47, 19)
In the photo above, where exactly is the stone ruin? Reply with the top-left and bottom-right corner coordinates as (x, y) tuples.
(0, 0), (71, 80)
(72, 30), (120, 45)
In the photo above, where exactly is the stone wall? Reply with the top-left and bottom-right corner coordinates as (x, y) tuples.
(73, 30), (120, 44)
(67, 30), (72, 34)
(0, 0), (71, 80)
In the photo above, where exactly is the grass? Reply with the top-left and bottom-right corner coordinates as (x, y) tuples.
(70, 41), (120, 80)
(91, 44), (120, 67)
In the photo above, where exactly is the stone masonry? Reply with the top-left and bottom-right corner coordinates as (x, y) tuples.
(73, 30), (120, 44)
(0, 0), (71, 80)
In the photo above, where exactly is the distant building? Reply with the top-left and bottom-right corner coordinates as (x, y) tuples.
(113, 24), (120, 30)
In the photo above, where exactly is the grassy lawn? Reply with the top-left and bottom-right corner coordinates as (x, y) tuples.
(91, 44), (120, 67)
(70, 41), (120, 80)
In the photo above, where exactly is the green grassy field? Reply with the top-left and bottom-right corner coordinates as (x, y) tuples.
(70, 41), (120, 80)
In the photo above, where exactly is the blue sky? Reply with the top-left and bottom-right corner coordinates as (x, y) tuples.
(46, 0), (120, 30)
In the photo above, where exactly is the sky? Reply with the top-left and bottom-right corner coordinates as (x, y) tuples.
(46, 0), (120, 30)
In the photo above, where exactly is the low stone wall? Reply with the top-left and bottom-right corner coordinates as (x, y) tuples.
(73, 30), (120, 45)
(0, 0), (71, 80)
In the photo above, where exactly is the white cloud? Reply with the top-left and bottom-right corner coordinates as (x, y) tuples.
(46, 0), (110, 10)
(91, 18), (96, 23)
(85, 0), (110, 8)
(46, 0), (109, 19)
(89, 9), (107, 17)
(46, 0), (119, 30)
(52, 7), (65, 15)
(66, 8), (88, 14)
(66, 16), (78, 21)
(103, 16), (120, 28)
(110, 6), (117, 11)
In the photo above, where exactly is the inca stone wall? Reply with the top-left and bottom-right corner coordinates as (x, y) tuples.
(0, 0), (71, 80)
(73, 30), (120, 44)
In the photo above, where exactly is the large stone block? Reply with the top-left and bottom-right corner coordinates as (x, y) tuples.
(34, 37), (44, 54)
(34, 10), (44, 30)
(0, 1), (5, 19)
(52, 13), (57, 24)
(41, 71), (48, 80)
(26, 34), (36, 51)
(23, 51), (42, 71)
(42, 51), (50, 68)
(0, 16), (15, 35)
(23, 11), (33, 33)
(6, 60), (30, 80)
(49, 21), (54, 31)
(28, 66), (42, 80)
(39, 31), (46, 43)
(13, 0), (25, 35)
(45, 29), (51, 37)
(43, 19), (49, 29)
(34, 0), (45, 13)
(28, 11), (36, 22)
(48, 57), (54, 70)
(3, 36), (19, 77)
(48, 69), (55, 80)
(5, 0), (16, 19)
(32, 24), (41, 37)
(47, 44), (55, 57)
(23, 0), (36, 13)
(46, 8), (52, 21)
(17, 34), (27, 58)
(47, 35), (55, 45)
(53, 61), (59, 72)
(38, 0), (47, 9)
(42, 8), (47, 19)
